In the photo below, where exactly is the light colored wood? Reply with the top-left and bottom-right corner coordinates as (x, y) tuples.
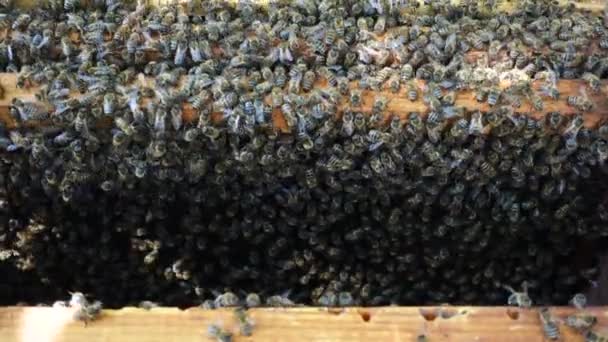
(8, 0), (608, 12)
(1, 73), (607, 132)
(0, 306), (606, 342)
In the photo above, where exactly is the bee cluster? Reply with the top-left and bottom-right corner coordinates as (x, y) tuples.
(0, 0), (608, 307)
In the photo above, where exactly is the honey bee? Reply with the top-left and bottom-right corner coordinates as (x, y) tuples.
(350, 89), (362, 107)
(539, 308), (560, 340)
(407, 80), (418, 101)
(582, 72), (601, 92)
(234, 308), (255, 336)
(208, 324), (233, 342)
(528, 93), (544, 111)
(584, 330), (608, 342)
(569, 293), (587, 309)
(567, 87), (594, 112)
(487, 87), (501, 106)
(502, 282), (532, 308)
(566, 313), (597, 332)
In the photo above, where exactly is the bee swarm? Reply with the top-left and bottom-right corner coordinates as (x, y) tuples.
(0, 0), (608, 308)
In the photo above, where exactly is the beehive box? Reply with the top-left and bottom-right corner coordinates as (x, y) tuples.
(2, 0), (608, 341)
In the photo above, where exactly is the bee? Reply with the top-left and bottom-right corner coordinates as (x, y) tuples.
(326, 48), (340, 66)
(540, 82), (560, 100)
(584, 330), (608, 342)
(11, 13), (30, 30)
(338, 292), (354, 306)
(208, 324), (233, 342)
(265, 292), (296, 307)
(565, 311), (598, 331)
(214, 292), (240, 307)
(274, 66), (287, 87)
(407, 81), (419, 101)
(321, 67), (337, 87)
(302, 70), (316, 92)
(73, 300), (103, 326)
(474, 87), (488, 103)
(342, 112), (355, 136)
(288, 31), (300, 51)
(567, 87), (594, 112)
(350, 89), (362, 107)
(401, 64), (414, 81)
(582, 72), (601, 92)
(288, 69), (302, 93)
(103, 93), (116, 116)
(502, 282), (532, 308)
(316, 291), (338, 306)
(570, 293), (587, 309)
(415, 64), (433, 80)
(374, 16), (386, 33)
(372, 96), (389, 115)
(324, 28), (337, 45)
(442, 91), (456, 106)
(138, 301), (160, 310)
(487, 87), (501, 106)
(69, 292), (88, 308)
(469, 111), (484, 136)
(529, 93), (544, 111)
(337, 77), (350, 95)
(539, 308), (560, 340)
(234, 308), (255, 336)
(245, 293), (261, 308)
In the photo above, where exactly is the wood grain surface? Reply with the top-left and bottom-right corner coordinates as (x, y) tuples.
(1, 73), (607, 132)
(7, 0), (608, 12)
(0, 306), (607, 342)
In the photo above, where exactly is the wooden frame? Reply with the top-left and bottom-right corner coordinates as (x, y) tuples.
(0, 306), (606, 341)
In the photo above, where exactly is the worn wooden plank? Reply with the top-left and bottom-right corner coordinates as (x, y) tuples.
(7, 0), (608, 12)
(0, 306), (606, 342)
(1, 72), (607, 132)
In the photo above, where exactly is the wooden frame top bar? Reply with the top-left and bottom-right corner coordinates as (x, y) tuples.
(0, 306), (607, 342)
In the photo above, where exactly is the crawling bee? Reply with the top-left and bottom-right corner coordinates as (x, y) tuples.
(540, 83), (560, 100)
(68, 292), (102, 326)
(350, 89), (362, 107)
(442, 91), (456, 106)
(73, 301), (103, 326)
(234, 308), (255, 336)
(138, 301), (160, 310)
(69, 292), (88, 308)
(245, 293), (261, 308)
(208, 324), (232, 342)
(567, 87), (594, 112)
(302, 70), (316, 92)
(400, 64), (414, 81)
(582, 72), (601, 92)
(372, 96), (389, 115)
(570, 293), (587, 310)
(338, 292), (355, 306)
(539, 308), (560, 340)
(584, 330), (608, 342)
(265, 292), (296, 307)
(474, 86), (488, 103)
(503, 282), (532, 308)
(388, 74), (400, 93)
(529, 93), (544, 111)
(407, 81), (418, 101)
(214, 292), (240, 307)
(487, 87), (501, 106)
(565, 313), (597, 332)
